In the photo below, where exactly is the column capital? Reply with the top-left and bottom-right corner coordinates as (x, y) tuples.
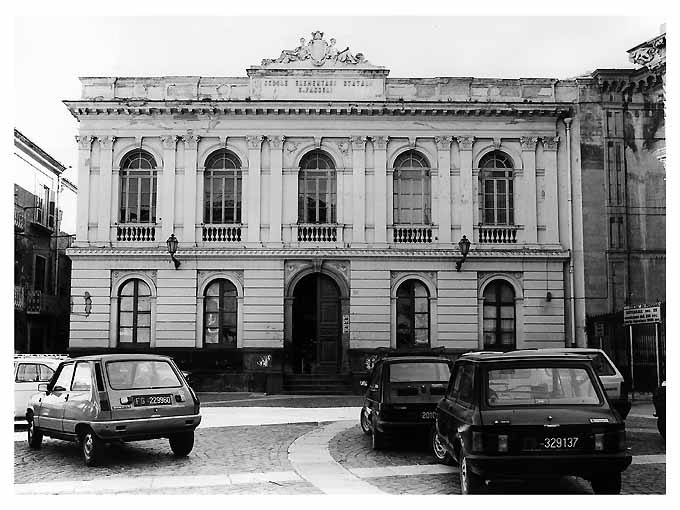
(268, 135), (285, 149)
(98, 135), (116, 149)
(372, 136), (389, 150)
(520, 136), (539, 151)
(182, 134), (200, 149)
(160, 134), (178, 149)
(542, 136), (560, 151)
(456, 136), (475, 151)
(435, 136), (453, 150)
(351, 136), (367, 150)
(75, 135), (94, 149)
(247, 135), (264, 149)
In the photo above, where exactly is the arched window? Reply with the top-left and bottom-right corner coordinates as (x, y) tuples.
(298, 150), (336, 224)
(393, 151), (431, 225)
(203, 279), (238, 347)
(204, 150), (242, 224)
(483, 280), (516, 351)
(119, 150), (158, 224)
(396, 279), (430, 349)
(118, 279), (152, 346)
(479, 151), (514, 225)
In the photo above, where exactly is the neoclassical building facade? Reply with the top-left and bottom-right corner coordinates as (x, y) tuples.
(65, 32), (587, 390)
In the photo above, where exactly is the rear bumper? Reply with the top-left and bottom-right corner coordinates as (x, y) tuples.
(90, 414), (201, 441)
(375, 418), (434, 434)
(466, 451), (632, 479)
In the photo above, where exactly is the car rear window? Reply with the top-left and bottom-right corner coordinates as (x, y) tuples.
(584, 353), (616, 376)
(106, 360), (182, 390)
(486, 366), (601, 406)
(389, 362), (451, 382)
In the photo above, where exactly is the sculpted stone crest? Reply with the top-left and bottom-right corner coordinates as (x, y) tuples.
(262, 31), (368, 67)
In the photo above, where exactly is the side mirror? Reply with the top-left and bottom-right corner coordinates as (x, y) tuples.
(38, 383), (49, 393)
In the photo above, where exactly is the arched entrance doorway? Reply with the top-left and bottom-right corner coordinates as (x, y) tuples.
(292, 273), (341, 374)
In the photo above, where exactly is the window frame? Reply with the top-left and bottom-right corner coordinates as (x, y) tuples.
(395, 279), (431, 349)
(479, 151), (514, 226)
(298, 151), (337, 224)
(203, 150), (243, 224)
(203, 278), (238, 348)
(482, 280), (516, 351)
(117, 279), (152, 347)
(119, 150), (158, 224)
(393, 151), (431, 225)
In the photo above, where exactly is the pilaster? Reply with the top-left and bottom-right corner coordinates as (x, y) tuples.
(269, 135), (285, 245)
(182, 134), (200, 245)
(161, 135), (178, 242)
(435, 136), (453, 244)
(456, 136), (475, 240)
(520, 136), (539, 243)
(542, 136), (560, 244)
(351, 136), (367, 244)
(246, 135), (264, 244)
(75, 135), (94, 244)
(373, 136), (388, 244)
(96, 136), (115, 244)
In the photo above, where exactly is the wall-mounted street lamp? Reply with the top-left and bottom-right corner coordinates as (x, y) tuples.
(166, 234), (180, 269)
(455, 235), (471, 272)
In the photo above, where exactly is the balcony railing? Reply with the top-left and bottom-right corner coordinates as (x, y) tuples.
(26, 290), (42, 314)
(14, 286), (25, 311)
(296, 224), (338, 243)
(392, 225), (433, 243)
(116, 224), (157, 242)
(14, 207), (25, 232)
(478, 225), (519, 243)
(202, 224), (242, 243)
(25, 290), (60, 315)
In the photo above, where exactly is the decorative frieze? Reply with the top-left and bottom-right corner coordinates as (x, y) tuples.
(456, 136), (475, 151)
(434, 136), (453, 150)
(520, 136), (539, 151)
(246, 135), (264, 149)
(542, 136), (559, 151)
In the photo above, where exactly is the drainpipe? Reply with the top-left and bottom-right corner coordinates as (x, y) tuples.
(564, 118), (576, 347)
(54, 175), (60, 297)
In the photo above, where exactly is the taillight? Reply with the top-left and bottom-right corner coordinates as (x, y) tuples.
(497, 434), (509, 452)
(594, 433), (605, 451)
(187, 386), (200, 414)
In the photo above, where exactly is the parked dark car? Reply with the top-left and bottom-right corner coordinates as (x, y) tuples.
(653, 381), (665, 438)
(26, 354), (201, 466)
(360, 356), (452, 451)
(434, 351), (632, 494)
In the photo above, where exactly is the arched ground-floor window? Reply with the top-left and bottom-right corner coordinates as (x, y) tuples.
(483, 280), (516, 351)
(396, 279), (430, 349)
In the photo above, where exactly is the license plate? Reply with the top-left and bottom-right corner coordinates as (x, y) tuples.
(542, 437), (579, 449)
(420, 411), (436, 420)
(133, 394), (172, 407)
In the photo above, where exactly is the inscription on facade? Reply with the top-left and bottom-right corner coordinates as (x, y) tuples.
(252, 76), (384, 101)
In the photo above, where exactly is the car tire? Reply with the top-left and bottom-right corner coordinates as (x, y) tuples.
(431, 427), (454, 465)
(591, 472), (622, 494)
(360, 408), (371, 435)
(459, 451), (484, 494)
(27, 418), (43, 449)
(169, 431), (195, 457)
(82, 430), (103, 467)
(657, 417), (665, 438)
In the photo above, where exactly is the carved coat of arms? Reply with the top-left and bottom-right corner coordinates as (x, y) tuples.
(261, 31), (368, 67)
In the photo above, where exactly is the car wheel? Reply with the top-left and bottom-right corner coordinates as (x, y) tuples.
(169, 431), (195, 457)
(459, 451), (484, 494)
(591, 472), (622, 494)
(430, 427), (453, 465)
(360, 408), (371, 435)
(27, 418), (43, 449)
(657, 417), (666, 438)
(82, 430), (103, 467)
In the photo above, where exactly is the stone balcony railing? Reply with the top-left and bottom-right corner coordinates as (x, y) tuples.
(202, 224), (243, 243)
(116, 223), (157, 242)
(295, 223), (339, 243)
(477, 224), (519, 244)
(391, 225), (434, 244)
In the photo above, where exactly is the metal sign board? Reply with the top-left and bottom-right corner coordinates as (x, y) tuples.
(342, 314), (350, 333)
(623, 305), (661, 326)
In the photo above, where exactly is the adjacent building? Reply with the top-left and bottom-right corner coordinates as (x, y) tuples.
(65, 31), (592, 391)
(14, 129), (77, 353)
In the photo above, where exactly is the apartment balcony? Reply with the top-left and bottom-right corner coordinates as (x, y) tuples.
(202, 224), (243, 243)
(477, 224), (519, 244)
(14, 286), (25, 311)
(25, 290), (60, 315)
(115, 223), (157, 242)
(390, 225), (434, 244)
(294, 223), (341, 243)
(14, 206), (25, 232)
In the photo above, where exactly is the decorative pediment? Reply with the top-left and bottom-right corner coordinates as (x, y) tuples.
(628, 33), (666, 71)
(259, 31), (373, 68)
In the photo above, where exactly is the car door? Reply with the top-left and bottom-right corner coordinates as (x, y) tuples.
(37, 362), (75, 432)
(15, 363), (40, 419)
(62, 361), (97, 434)
(437, 362), (462, 450)
(440, 362), (476, 453)
(365, 363), (383, 419)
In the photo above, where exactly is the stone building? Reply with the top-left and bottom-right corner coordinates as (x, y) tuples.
(14, 129), (77, 353)
(65, 32), (587, 391)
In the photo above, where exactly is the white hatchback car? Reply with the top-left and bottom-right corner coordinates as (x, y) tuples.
(14, 354), (69, 421)
(533, 348), (631, 418)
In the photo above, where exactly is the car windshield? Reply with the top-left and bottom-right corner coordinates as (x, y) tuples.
(106, 360), (181, 390)
(389, 362), (450, 382)
(486, 366), (601, 406)
(584, 352), (616, 376)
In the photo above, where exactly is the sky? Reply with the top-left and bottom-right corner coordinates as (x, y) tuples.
(12, 13), (666, 203)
